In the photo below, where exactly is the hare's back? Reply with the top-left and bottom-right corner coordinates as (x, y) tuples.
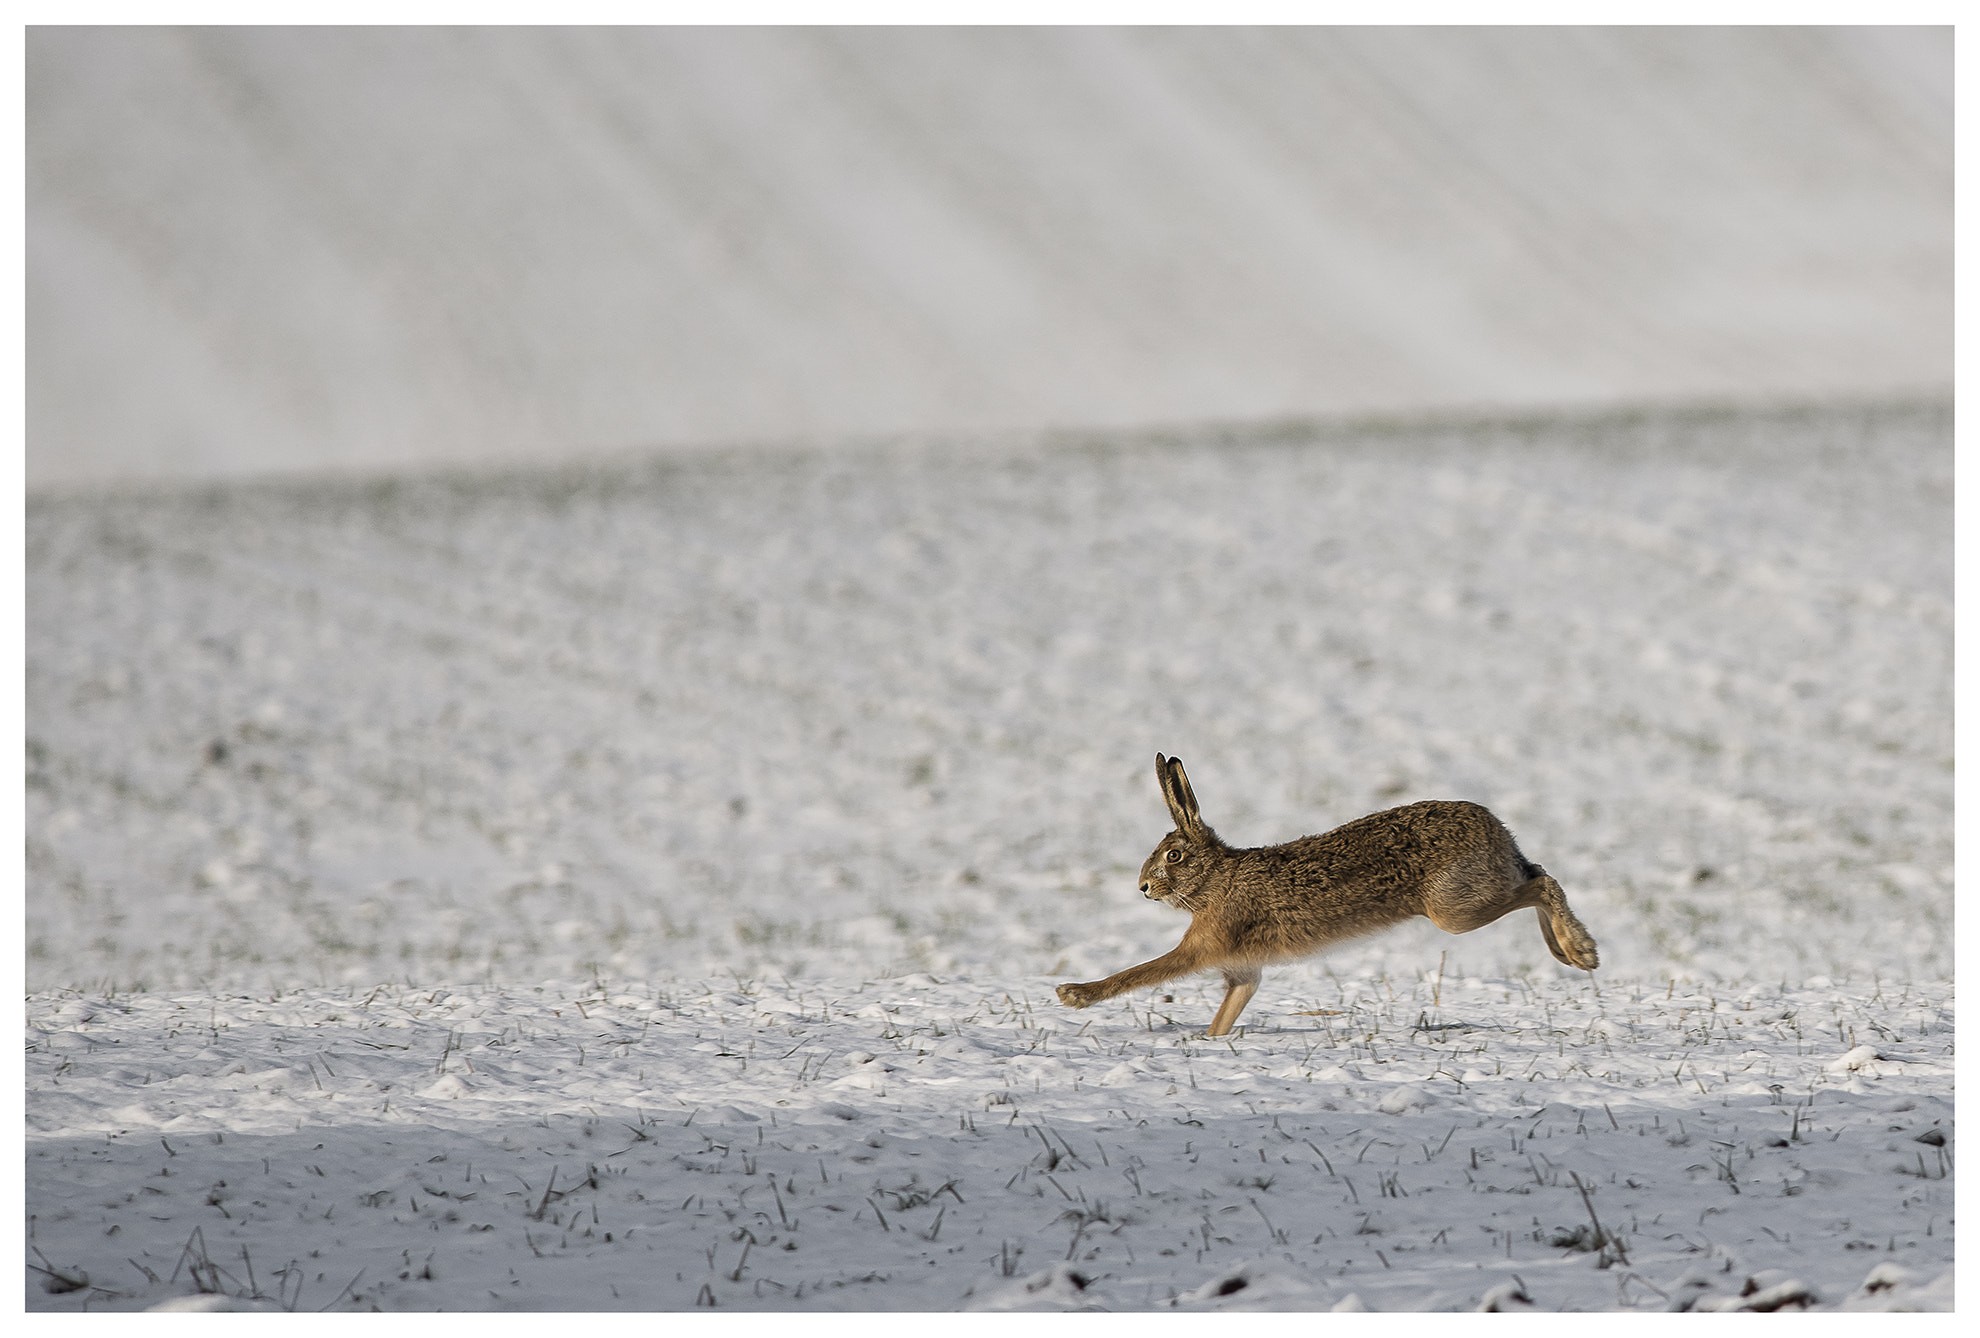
(1300, 800), (1512, 879)
(1333, 799), (1502, 837)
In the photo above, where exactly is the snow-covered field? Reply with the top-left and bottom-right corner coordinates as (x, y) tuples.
(25, 400), (1952, 1309)
(23, 974), (1956, 1313)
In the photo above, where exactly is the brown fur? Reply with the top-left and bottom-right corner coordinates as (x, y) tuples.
(1057, 754), (1600, 1036)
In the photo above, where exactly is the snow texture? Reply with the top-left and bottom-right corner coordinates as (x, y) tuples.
(26, 401), (1951, 993)
(24, 400), (1952, 1310)
(25, 975), (1954, 1312)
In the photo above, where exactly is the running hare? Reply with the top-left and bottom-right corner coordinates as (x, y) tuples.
(1057, 755), (1599, 1036)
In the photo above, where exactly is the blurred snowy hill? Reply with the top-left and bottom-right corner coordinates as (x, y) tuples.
(27, 26), (1949, 488)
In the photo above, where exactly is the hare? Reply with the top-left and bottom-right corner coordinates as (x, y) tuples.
(1057, 755), (1599, 1036)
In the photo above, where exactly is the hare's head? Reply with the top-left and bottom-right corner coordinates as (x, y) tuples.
(1139, 754), (1224, 911)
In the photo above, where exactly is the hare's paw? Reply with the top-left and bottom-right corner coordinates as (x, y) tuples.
(1551, 915), (1600, 971)
(1056, 981), (1101, 1009)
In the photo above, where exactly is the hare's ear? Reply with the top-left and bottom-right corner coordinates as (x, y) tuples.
(1158, 754), (1207, 843)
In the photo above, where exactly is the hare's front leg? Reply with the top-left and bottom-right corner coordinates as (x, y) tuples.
(1204, 965), (1262, 1037)
(1057, 940), (1213, 1010)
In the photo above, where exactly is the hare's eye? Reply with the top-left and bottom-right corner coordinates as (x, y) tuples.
(1165, 849), (1183, 863)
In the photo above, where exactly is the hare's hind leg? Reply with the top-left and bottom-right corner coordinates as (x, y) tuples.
(1525, 872), (1599, 970)
(1205, 965), (1262, 1037)
(1423, 864), (1599, 971)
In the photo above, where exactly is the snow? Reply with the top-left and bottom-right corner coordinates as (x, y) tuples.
(24, 402), (1952, 994)
(24, 974), (1954, 1312)
(24, 401), (1952, 1311)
